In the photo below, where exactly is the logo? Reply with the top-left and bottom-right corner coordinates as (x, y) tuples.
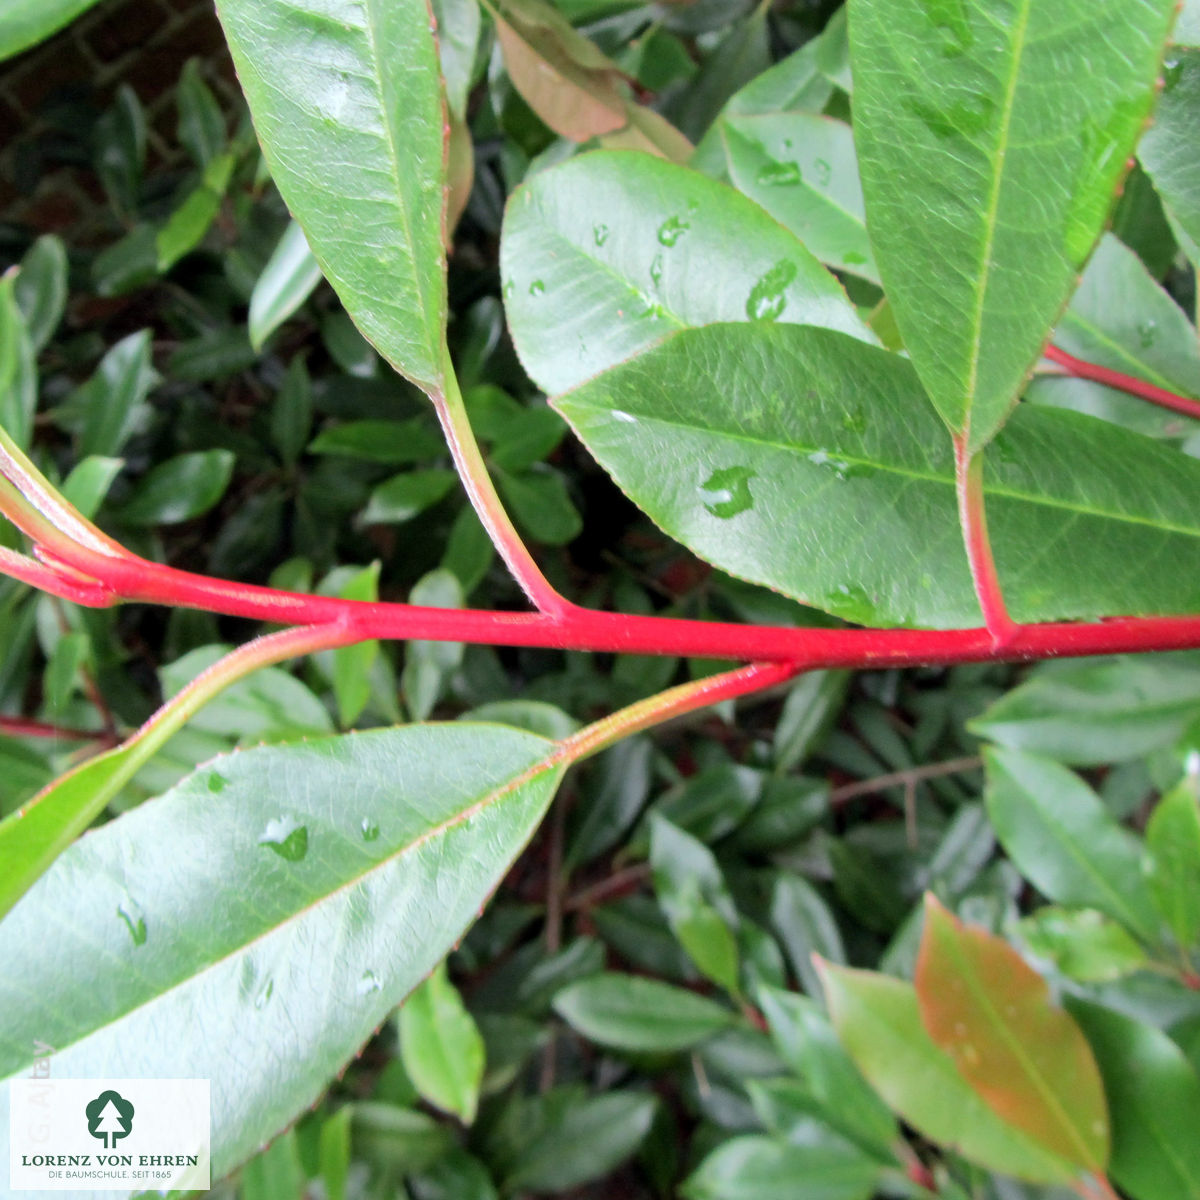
(84, 1090), (134, 1149)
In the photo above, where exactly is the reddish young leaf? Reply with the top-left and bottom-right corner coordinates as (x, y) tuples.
(915, 894), (1109, 1172)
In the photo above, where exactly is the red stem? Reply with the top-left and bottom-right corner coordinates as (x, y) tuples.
(1044, 344), (1200, 422)
(953, 436), (1016, 650)
(25, 542), (1200, 670)
(0, 716), (107, 741)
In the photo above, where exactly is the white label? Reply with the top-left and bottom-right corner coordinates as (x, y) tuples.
(9, 1078), (210, 1191)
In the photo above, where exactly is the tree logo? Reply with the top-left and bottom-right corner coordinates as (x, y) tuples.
(85, 1089), (135, 1149)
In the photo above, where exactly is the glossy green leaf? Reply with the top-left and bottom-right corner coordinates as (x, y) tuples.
(682, 1134), (881, 1200)
(318, 1107), (351, 1200)
(241, 1128), (304, 1200)
(361, 469), (458, 525)
(501, 150), (873, 395)
(402, 568), (465, 722)
(1028, 236), (1200, 438)
(399, 960), (486, 1123)
(701, 114), (876, 282)
(116, 449), (235, 526)
(60, 456), (124, 519)
(818, 962), (1076, 1183)
(75, 329), (159, 459)
(984, 747), (1162, 942)
(160, 645), (334, 742)
(1068, 999), (1200, 1200)
(433, 0), (482, 121)
(0, 725), (565, 1180)
(249, 221), (325, 351)
(552, 972), (734, 1051)
(216, 0), (448, 392)
(757, 986), (897, 1155)
(156, 152), (236, 271)
(915, 895), (1109, 1170)
(0, 0), (101, 60)
(324, 563), (380, 728)
(1140, 48), (1200, 264)
(496, 466), (582, 546)
(1017, 908), (1149, 983)
(271, 356), (313, 470)
(14, 235), (67, 353)
(351, 1102), (455, 1173)
(851, 0), (1174, 450)
(177, 59), (226, 168)
(554, 321), (1200, 628)
(1145, 778), (1200, 950)
(309, 417), (444, 465)
(0, 275), (36, 451)
(970, 654), (1200, 766)
(770, 873), (845, 999)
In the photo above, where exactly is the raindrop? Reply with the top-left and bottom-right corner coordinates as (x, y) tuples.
(357, 970), (383, 996)
(698, 466), (755, 518)
(807, 448), (858, 479)
(1138, 318), (1157, 348)
(116, 898), (147, 947)
(360, 818), (380, 842)
(746, 260), (798, 322)
(842, 250), (868, 267)
(502, 280), (515, 299)
(254, 978), (275, 1010)
(812, 158), (831, 187)
(259, 815), (309, 862)
(1165, 56), (1184, 92)
(649, 253), (665, 288)
(528, 279), (545, 296)
(841, 407), (867, 434)
(755, 161), (801, 188)
(657, 215), (689, 246)
(593, 223), (611, 246)
(612, 410), (638, 424)
(961, 1043), (981, 1067)
(207, 772), (227, 794)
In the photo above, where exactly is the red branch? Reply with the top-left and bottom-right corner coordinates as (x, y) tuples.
(1044, 344), (1200, 422)
(0, 716), (107, 742)
(22, 540), (1200, 672)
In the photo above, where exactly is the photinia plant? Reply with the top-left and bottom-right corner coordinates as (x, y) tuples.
(4, 0), (1200, 1195)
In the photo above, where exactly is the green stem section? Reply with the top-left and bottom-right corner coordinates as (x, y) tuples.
(0, 622), (359, 920)
(433, 349), (574, 617)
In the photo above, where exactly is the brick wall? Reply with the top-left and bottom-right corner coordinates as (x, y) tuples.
(0, 0), (239, 245)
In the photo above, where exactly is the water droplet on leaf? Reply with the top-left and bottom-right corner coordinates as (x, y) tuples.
(207, 772), (227, 793)
(117, 898), (147, 947)
(612, 410), (638, 424)
(812, 158), (831, 187)
(746, 260), (798, 321)
(360, 818), (380, 842)
(842, 250), (868, 267)
(357, 970), (383, 996)
(1165, 56), (1184, 91)
(1138, 318), (1157, 348)
(528, 279), (545, 296)
(755, 161), (801, 187)
(657, 216), (689, 245)
(254, 978), (274, 1010)
(841, 407), (866, 434)
(649, 253), (664, 288)
(259, 815), (309, 862)
(699, 466), (755, 518)
(593, 223), (610, 246)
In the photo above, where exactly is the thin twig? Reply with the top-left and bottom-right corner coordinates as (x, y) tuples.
(564, 863), (652, 912)
(1045, 344), (1200, 422)
(830, 756), (983, 806)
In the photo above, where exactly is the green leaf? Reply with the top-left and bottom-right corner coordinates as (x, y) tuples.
(75, 329), (159, 459)
(318, 1107), (351, 1200)
(177, 58), (227, 168)
(0, 0), (101, 60)
(433, 0), (482, 121)
(970, 654), (1200, 766)
(0, 274), (36, 451)
(850, 0), (1174, 450)
(271, 356), (313, 471)
(309, 417), (445, 465)
(116, 449), (236, 526)
(361, 469), (458, 525)
(216, 0), (448, 393)
(552, 972), (735, 1052)
(818, 962), (1076, 1183)
(324, 563), (380, 727)
(249, 221), (324, 351)
(1028, 236), (1200, 438)
(651, 814), (741, 995)
(351, 1102), (455, 1173)
(915, 895), (1109, 1170)
(60, 456), (124, 519)
(984, 747), (1162, 942)
(554, 321), (1200, 628)
(0, 725), (565, 1181)
(757, 986), (897, 1156)
(501, 150), (873, 395)
(1017, 908), (1149, 983)
(700, 114), (877, 282)
(403, 568), (465, 721)
(14, 234), (67, 353)
(399, 960), (486, 1124)
(241, 1128), (304, 1200)
(1068, 999), (1200, 1200)
(769, 873), (845, 999)
(682, 1134), (881, 1200)
(160, 645), (334, 743)
(1140, 48), (1200, 265)
(1144, 778), (1200, 951)
(496, 466), (582, 546)
(156, 152), (236, 271)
